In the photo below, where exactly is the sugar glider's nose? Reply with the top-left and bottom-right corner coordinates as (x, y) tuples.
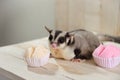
(51, 42), (58, 49)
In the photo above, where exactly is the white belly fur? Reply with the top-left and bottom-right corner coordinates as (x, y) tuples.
(50, 45), (75, 60)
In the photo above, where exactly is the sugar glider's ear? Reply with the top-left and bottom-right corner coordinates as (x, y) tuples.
(69, 33), (74, 42)
(45, 26), (52, 33)
(65, 32), (74, 44)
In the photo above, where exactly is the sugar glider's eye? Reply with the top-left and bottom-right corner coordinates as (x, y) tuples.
(49, 35), (53, 41)
(58, 37), (65, 44)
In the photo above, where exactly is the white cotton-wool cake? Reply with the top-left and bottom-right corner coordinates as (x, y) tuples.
(25, 46), (50, 67)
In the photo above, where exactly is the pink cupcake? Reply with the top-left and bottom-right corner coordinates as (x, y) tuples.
(93, 44), (120, 68)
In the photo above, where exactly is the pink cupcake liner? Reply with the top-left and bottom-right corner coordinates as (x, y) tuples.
(93, 54), (120, 68)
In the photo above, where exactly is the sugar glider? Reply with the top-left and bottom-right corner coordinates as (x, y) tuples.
(45, 26), (120, 61)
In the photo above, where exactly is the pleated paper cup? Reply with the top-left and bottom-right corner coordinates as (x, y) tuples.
(24, 46), (50, 67)
(25, 52), (50, 67)
(93, 54), (120, 68)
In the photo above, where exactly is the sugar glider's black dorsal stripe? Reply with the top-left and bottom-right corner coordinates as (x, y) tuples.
(54, 30), (62, 40)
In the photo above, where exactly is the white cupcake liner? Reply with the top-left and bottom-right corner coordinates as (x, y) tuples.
(93, 54), (120, 68)
(25, 53), (50, 67)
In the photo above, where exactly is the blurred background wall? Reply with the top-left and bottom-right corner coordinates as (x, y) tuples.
(0, 0), (55, 46)
(56, 0), (120, 36)
(0, 0), (120, 47)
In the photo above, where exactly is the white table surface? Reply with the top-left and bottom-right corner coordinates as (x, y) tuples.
(0, 37), (120, 80)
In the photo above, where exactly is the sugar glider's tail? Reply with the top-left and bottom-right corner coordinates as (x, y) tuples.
(96, 34), (120, 43)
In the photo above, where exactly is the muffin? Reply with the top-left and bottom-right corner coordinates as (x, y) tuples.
(93, 44), (120, 68)
(24, 46), (50, 67)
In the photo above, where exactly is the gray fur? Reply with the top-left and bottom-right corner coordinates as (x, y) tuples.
(68, 29), (100, 59)
(45, 27), (120, 60)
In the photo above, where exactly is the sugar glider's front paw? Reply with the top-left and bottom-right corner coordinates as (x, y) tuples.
(71, 58), (86, 62)
(71, 58), (81, 62)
